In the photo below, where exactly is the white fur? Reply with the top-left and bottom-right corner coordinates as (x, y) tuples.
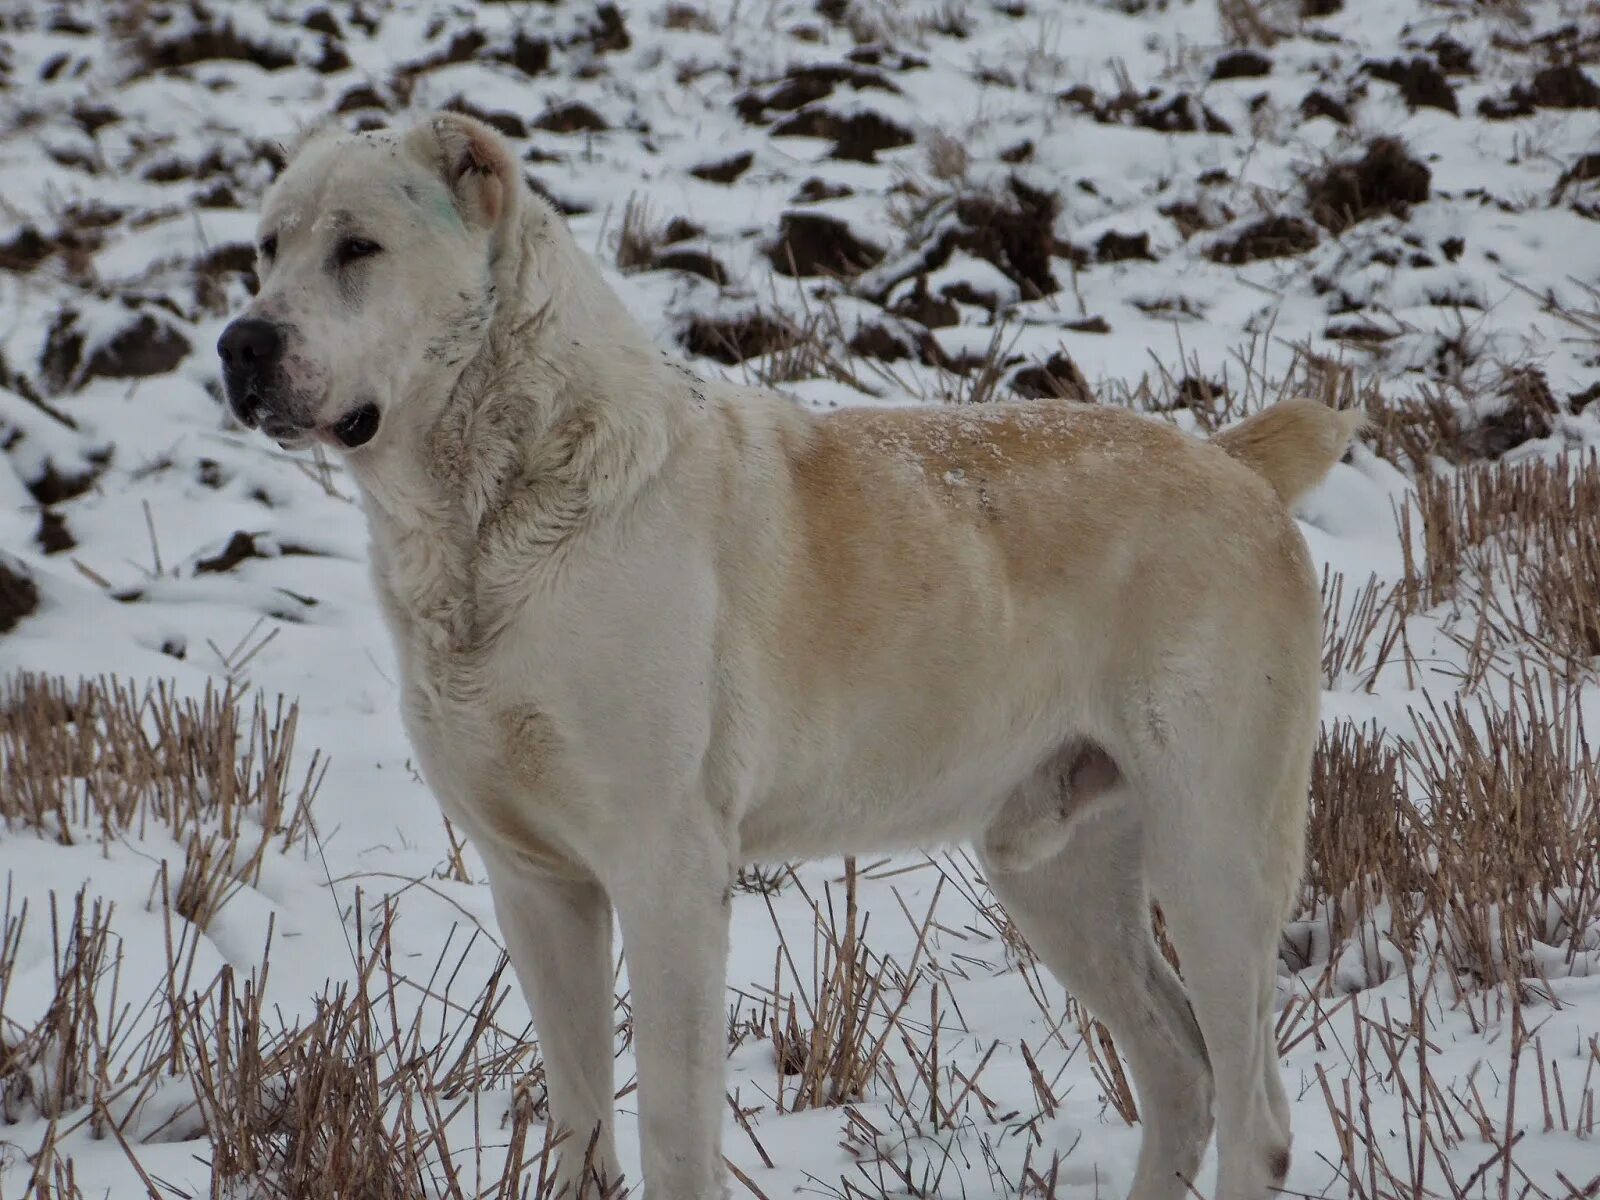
(236, 113), (1357, 1200)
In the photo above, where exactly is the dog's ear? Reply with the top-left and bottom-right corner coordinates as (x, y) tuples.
(409, 112), (519, 231)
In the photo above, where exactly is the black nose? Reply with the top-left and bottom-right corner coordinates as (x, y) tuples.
(217, 318), (282, 374)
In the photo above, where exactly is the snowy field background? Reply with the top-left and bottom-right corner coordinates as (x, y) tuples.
(1, 0), (1599, 1197)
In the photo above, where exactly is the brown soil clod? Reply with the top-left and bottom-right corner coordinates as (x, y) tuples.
(303, 8), (341, 37)
(137, 20), (297, 73)
(72, 104), (120, 135)
(87, 313), (192, 383)
(661, 217), (704, 244)
(24, 457), (106, 506)
(889, 277), (960, 329)
(652, 248), (729, 285)
(1095, 89), (1234, 134)
(768, 212), (885, 277)
(312, 38), (350, 74)
(0, 226), (52, 272)
(1363, 57), (1459, 114)
(1463, 369), (1559, 460)
(1207, 215), (1319, 264)
(1212, 50), (1272, 80)
(847, 322), (915, 362)
(1094, 230), (1155, 262)
(0, 558), (39, 634)
(34, 510), (74, 555)
(1528, 64), (1600, 109)
(736, 63), (898, 124)
(769, 108), (914, 163)
(581, 4), (631, 53)
(196, 531), (266, 575)
(948, 177), (1062, 298)
(1065, 315), (1112, 334)
(1426, 35), (1474, 74)
(690, 151), (754, 184)
(1010, 352), (1094, 403)
(682, 313), (798, 364)
(502, 31), (551, 76)
(1300, 90), (1351, 124)
(1305, 137), (1431, 233)
(1479, 65), (1599, 119)
(793, 177), (853, 203)
(533, 102), (608, 134)
(335, 83), (387, 113)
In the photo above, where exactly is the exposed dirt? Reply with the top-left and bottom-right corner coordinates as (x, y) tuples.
(681, 313), (797, 364)
(1208, 216), (1319, 264)
(1088, 87), (1235, 134)
(736, 63), (898, 123)
(1481, 65), (1600, 119)
(1364, 57), (1459, 114)
(1009, 351), (1094, 402)
(1094, 230), (1155, 262)
(34, 511), (73, 555)
(533, 102), (608, 133)
(134, 19), (297, 75)
(651, 248), (729, 286)
(889, 278), (959, 329)
(947, 177), (1062, 299)
(86, 314), (193, 385)
(1306, 137), (1431, 233)
(1460, 369), (1559, 459)
(0, 558), (38, 634)
(1212, 50), (1272, 80)
(768, 108), (914, 163)
(690, 152), (754, 184)
(1300, 90), (1352, 124)
(847, 322), (915, 362)
(768, 212), (885, 277)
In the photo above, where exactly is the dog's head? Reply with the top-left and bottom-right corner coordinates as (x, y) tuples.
(218, 113), (520, 451)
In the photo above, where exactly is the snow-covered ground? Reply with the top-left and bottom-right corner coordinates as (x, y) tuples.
(1, 0), (1598, 1196)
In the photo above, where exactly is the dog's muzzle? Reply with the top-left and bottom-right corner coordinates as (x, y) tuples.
(217, 319), (382, 449)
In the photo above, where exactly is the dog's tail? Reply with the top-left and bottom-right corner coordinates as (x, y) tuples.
(1212, 398), (1364, 505)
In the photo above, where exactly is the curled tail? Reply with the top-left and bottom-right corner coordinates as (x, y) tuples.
(1212, 398), (1365, 505)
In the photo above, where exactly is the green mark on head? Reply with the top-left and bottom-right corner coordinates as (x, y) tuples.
(399, 180), (462, 231)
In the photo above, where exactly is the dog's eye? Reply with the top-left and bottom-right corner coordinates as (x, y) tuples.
(335, 237), (383, 266)
(259, 235), (277, 261)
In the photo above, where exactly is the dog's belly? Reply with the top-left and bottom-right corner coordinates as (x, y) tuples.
(734, 703), (1064, 862)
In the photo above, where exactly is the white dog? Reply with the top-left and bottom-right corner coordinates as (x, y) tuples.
(219, 113), (1359, 1200)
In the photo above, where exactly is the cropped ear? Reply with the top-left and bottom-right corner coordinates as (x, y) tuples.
(408, 112), (520, 231)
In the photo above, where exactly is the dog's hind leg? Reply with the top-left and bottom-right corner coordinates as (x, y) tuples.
(978, 777), (1214, 1200)
(1139, 747), (1305, 1200)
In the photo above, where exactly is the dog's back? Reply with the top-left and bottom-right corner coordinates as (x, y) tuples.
(727, 396), (1352, 864)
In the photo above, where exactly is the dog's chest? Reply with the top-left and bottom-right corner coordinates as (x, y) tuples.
(369, 528), (591, 872)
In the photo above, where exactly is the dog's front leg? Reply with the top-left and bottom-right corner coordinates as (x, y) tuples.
(483, 859), (624, 1196)
(612, 827), (734, 1200)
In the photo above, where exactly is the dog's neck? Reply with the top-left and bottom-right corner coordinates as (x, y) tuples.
(346, 192), (686, 651)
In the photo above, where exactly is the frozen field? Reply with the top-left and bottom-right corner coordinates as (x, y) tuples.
(1, 0), (1598, 1197)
